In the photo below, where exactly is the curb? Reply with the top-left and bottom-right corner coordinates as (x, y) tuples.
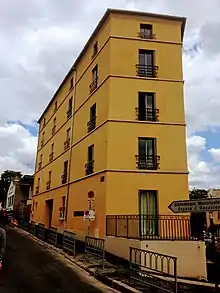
(14, 227), (141, 293)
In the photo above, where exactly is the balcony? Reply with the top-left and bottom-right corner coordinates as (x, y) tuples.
(89, 77), (98, 94)
(41, 139), (44, 148)
(136, 64), (158, 78)
(38, 162), (42, 170)
(106, 215), (196, 241)
(135, 108), (159, 122)
(61, 173), (67, 184)
(85, 160), (94, 175)
(136, 155), (160, 170)
(138, 31), (156, 39)
(52, 126), (56, 136)
(49, 152), (54, 162)
(87, 117), (96, 132)
(46, 181), (51, 190)
(64, 138), (70, 151)
(66, 107), (72, 120)
(36, 186), (39, 194)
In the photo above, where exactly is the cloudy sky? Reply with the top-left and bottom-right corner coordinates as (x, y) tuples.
(0, 0), (220, 188)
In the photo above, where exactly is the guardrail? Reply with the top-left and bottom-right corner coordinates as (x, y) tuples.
(29, 221), (36, 235)
(63, 230), (76, 255)
(85, 236), (105, 269)
(47, 227), (58, 246)
(106, 215), (195, 241)
(36, 223), (46, 241)
(130, 247), (177, 293)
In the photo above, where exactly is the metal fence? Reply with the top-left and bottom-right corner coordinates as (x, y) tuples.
(106, 215), (195, 241)
(63, 230), (76, 255)
(29, 221), (37, 235)
(130, 247), (177, 293)
(47, 227), (58, 246)
(85, 236), (105, 269)
(36, 223), (46, 241)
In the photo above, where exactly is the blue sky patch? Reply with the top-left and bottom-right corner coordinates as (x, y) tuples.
(8, 120), (38, 137)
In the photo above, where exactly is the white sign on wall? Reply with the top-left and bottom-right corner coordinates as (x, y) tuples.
(84, 209), (95, 220)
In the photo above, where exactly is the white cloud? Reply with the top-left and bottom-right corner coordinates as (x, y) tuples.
(209, 148), (220, 163)
(0, 0), (220, 188)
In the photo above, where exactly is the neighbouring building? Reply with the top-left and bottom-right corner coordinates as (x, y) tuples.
(33, 9), (206, 279)
(6, 175), (34, 222)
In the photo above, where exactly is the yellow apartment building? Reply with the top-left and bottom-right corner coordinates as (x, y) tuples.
(32, 9), (194, 253)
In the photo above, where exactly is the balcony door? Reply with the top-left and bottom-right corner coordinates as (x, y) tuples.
(138, 50), (155, 77)
(138, 138), (156, 169)
(138, 92), (155, 121)
(139, 190), (158, 238)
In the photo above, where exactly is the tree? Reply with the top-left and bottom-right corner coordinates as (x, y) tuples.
(0, 170), (22, 203)
(189, 188), (208, 200)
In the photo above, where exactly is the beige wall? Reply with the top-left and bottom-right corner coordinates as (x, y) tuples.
(105, 236), (207, 279)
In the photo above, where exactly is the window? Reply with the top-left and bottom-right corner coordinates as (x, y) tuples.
(92, 65), (98, 81)
(36, 178), (40, 194)
(139, 190), (158, 237)
(46, 171), (51, 190)
(52, 118), (56, 135)
(39, 154), (43, 170)
(86, 145), (94, 175)
(60, 196), (66, 219)
(137, 138), (159, 170)
(69, 77), (73, 90)
(67, 97), (73, 119)
(64, 128), (71, 150)
(43, 117), (46, 126)
(139, 24), (154, 39)
(90, 65), (98, 93)
(73, 211), (84, 217)
(92, 42), (98, 58)
(54, 101), (57, 112)
(137, 50), (157, 78)
(67, 128), (71, 139)
(137, 92), (158, 121)
(62, 161), (68, 184)
(49, 144), (54, 162)
(87, 103), (96, 132)
(41, 132), (45, 147)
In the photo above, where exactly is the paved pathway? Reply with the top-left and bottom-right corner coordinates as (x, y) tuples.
(0, 227), (110, 293)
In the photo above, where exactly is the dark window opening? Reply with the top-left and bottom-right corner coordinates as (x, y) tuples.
(92, 42), (98, 58)
(67, 97), (73, 119)
(139, 24), (154, 39)
(87, 103), (96, 132)
(62, 161), (68, 184)
(73, 211), (84, 217)
(137, 50), (158, 78)
(90, 65), (98, 93)
(136, 138), (159, 170)
(85, 145), (94, 175)
(69, 77), (73, 90)
(137, 92), (158, 121)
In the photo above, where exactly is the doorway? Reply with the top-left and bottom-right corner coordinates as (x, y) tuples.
(139, 190), (158, 238)
(45, 199), (53, 228)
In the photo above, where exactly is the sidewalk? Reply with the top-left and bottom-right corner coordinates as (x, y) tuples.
(14, 226), (218, 293)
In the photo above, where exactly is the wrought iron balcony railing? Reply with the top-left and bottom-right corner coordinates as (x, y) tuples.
(136, 64), (158, 78)
(85, 160), (94, 175)
(36, 186), (39, 194)
(138, 31), (156, 39)
(46, 181), (51, 190)
(64, 138), (70, 151)
(89, 78), (98, 94)
(49, 152), (54, 162)
(52, 126), (56, 136)
(136, 155), (160, 170)
(61, 173), (67, 184)
(87, 117), (96, 132)
(66, 107), (72, 120)
(38, 162), (42, 170)
(106, 215), (197, 241)
(135, 108), (159, 122)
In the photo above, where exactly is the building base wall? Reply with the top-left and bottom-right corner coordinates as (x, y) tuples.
(105, 236), (207, 280)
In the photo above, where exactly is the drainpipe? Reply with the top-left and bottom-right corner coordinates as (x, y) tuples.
(65, 67), (77, 228)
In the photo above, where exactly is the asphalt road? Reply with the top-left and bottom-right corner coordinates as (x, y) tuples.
(0, 227), (107, 293)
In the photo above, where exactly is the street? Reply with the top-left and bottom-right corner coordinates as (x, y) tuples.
(0, 227), (112, 293)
